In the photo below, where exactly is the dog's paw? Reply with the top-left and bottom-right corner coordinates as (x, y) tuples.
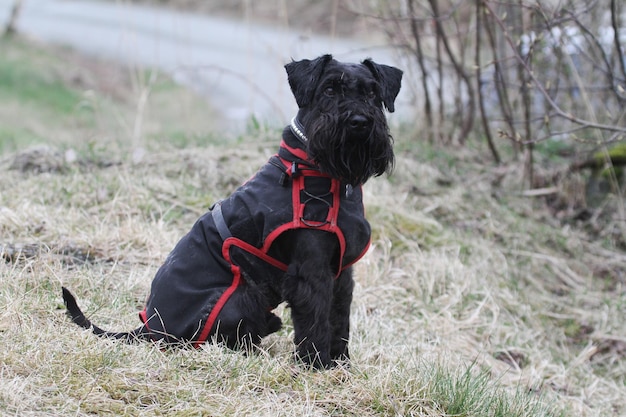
(296, 344), (332, 370)
(265, 312), (282, 335)
(331, 354), (351, 370)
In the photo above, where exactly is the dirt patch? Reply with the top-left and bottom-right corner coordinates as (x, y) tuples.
(1, 242), (105, 265)
(6, 145), (119, 173)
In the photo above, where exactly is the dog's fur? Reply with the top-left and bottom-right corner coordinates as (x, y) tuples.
(62, 54), (402, 369)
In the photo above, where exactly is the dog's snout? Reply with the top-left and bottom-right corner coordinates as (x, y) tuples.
(348, 114), (371, 131)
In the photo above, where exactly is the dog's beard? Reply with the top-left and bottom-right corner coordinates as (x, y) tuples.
(304, 110), (394, 186)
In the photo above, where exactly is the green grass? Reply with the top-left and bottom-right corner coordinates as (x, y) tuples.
(1, 37), (625, 416)
(0, 37), (219, 154)
(0, 37), (86, 153)
(0, 50), (82, 114)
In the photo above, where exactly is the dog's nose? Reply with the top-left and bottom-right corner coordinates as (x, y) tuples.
(348, 115), (371, 131)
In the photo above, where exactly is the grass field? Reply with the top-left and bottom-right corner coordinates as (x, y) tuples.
(1, 36), (625, 416)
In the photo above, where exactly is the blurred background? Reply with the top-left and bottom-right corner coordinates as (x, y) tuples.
(1, 0), (626, 205)
(0, 0), (411, 132)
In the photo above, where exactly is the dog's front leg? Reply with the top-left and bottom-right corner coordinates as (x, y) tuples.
(329, 267), (354, 365)
(283, 260), (334, 369)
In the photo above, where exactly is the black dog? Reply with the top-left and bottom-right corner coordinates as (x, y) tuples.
(62, 54), (402, 369)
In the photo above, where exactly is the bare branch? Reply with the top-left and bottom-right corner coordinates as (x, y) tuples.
(476, 1), (501, 163)
(407, 0), (434, 142)
(427, 0), (474, 143)
(611, 0), (626, 83)
(483, 0), (626, 137)
(3, 0), (23, 37)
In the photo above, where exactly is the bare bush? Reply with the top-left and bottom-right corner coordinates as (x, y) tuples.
(363, 0), (626, 174)
(2, 0), (23, 37)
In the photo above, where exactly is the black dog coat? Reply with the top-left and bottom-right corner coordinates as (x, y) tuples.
(138, 140), (371, 347)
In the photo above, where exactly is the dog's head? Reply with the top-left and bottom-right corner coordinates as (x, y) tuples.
(285, 55), (403, 186)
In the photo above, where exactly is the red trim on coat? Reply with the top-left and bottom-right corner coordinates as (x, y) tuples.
(193, 238), (242, 348)
(138, 309), (150, 333)
(280, 140), (311, 162)
(224, 238), (289, 272)
(192, 237), (289, 347)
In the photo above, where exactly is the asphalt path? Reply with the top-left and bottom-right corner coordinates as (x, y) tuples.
(0, 0), (407, 131)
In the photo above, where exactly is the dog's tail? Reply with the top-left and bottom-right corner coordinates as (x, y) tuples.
(61, 287), (148, 343)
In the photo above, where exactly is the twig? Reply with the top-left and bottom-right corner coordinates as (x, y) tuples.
(482, 0), (626, 137)
(407, 0), (434, 142)
(475, 1), (501, 164)
(520, 187), (559, 197)
(611, 0), (626, 83)
(427, 0), (475, 144)
(3, 0), (22, 37)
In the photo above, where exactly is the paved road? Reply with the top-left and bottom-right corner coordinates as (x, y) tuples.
(0, 0), (406, 131)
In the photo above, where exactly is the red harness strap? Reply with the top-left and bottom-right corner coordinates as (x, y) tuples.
(192, 237), (289, 348)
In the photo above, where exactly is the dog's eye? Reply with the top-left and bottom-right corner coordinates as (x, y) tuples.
(325, 87), (336, 97)
(367, 90), (376, 100)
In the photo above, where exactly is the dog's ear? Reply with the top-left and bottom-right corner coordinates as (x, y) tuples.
(285, 54), (333, 108)
(362, 59), (403, 113)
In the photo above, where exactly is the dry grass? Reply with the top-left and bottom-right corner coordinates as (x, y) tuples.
(1, 37), (625, 416)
